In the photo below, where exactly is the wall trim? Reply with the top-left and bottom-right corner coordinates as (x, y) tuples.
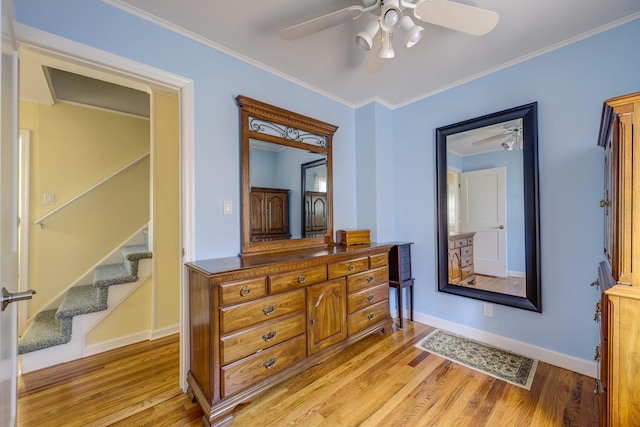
(412, 311), (598, 379)
(150, 323), (180, 340)
(83, 330), (151, 357)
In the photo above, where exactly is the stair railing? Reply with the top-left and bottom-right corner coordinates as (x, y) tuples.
(33, 152), (150, 228)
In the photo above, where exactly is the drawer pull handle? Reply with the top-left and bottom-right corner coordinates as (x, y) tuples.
(594, 302), (601, 322)
(262, 304), (277, 315)
(367, 313), (375, 321)
(239, 285), (251, 297)
(298, 274), (306, 283)
(262, 357), (278, 370)
(348, 264), (355, 271)
(366, 294), (375, 302)
(593, 345), (601, 362)
(366, 276), (374, 283)
(377, 256), (382, 262)
(262, 330), (277, 342)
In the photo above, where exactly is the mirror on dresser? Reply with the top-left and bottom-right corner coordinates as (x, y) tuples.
(237, 96), (338, 256)
(435, 103), (541, 311)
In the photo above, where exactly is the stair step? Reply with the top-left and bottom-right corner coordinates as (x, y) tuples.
(94, 263), (136, 288)
(56, 284), (106, 319)
(19, 310), (72, 355)
(120, 245), (152, 276)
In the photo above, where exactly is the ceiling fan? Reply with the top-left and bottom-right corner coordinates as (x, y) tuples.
(472, 126), (523, 150)
(280, 0), (499, 74)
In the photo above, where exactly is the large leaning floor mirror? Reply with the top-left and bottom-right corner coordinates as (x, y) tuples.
(237, 96), (338, 256)
(435, 103), (541, 311)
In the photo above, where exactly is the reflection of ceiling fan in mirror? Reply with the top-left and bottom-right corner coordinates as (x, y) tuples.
(280, 0), (499, 74)
(472, 126), (523, 151)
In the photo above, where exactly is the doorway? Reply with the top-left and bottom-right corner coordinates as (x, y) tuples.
(15, 33), (194, 393)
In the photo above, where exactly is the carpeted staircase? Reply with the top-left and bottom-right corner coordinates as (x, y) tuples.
(18, 234), (152, 362)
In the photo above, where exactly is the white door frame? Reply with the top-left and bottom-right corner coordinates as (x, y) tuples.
(15, 24), (195, 391)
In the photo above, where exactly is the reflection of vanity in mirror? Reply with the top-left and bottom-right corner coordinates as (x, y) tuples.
(436, 103), (541, 312)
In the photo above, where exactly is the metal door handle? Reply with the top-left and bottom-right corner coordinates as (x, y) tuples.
(1, 287), (36, 311)
(493, 225), (505, 229)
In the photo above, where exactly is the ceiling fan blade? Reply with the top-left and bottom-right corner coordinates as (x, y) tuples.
(280, 6), (365, 40)
(472, 134), (506, 146)
(365, 31), (384, 74)
(414, 0), (499, 36)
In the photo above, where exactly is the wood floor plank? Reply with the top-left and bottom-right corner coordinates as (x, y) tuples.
(17, 322), (599, 427)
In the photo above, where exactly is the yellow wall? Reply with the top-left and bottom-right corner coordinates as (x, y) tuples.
(85, 277), (152, 345)
(151, 92), (181, 330)
(20, 101), (150, 316)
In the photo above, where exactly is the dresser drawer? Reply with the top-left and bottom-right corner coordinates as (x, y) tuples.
(220, 289), (305, 335)
(219, 277), (266, 306)
(461, 265), (474, 280)
(347, 266), (388, 294)
(347, 300), (390, 336)
(460, 256), (473, 268)
(347, 283), (388, 314)
(369, 253), (388, 268)
(268, 266), (327, 294)
(328, 257), (369, 279)
(454, 238), (467, 248)
(461, 246), (473, 258)
(220, 313), (306, 365)
(221, 335), (306, 397)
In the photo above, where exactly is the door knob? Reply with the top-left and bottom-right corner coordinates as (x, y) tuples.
(493, 225), (505, 229)
(1, 287), (36, 311)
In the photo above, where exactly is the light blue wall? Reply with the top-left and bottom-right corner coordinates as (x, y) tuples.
(15, 0), (640, 363)
(15, 0), (357, 260)
(393, 18), (640, 361)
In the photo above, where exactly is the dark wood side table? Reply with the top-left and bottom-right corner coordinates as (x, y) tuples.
(389, 242), (414, 329)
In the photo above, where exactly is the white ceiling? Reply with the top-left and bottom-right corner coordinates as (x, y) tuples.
(102, 1), (639, 107)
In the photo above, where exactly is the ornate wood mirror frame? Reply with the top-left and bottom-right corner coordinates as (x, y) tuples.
(435, 103), (541, 311)
(237, 96), (338, 256)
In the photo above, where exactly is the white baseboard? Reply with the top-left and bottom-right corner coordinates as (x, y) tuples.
(407, 311), (598, 379)
(83, 330), (151, 357)
(150, 323), (180, 340)
(83, 323), (180, 357)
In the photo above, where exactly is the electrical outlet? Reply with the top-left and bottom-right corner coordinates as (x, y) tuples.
(483, 303), (493, 317)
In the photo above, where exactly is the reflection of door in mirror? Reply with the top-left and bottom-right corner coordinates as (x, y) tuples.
(446, 119), (525, 297)
(302, 159), (328, 238)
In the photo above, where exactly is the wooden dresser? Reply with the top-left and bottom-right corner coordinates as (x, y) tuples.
(596, 91), (640, 426)
(186, 244), (393, 426)
(448, 232), (475, 286)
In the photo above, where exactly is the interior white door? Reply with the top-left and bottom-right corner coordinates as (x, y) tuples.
(459, 166), (507, 277)
(0, 0), (20, 425)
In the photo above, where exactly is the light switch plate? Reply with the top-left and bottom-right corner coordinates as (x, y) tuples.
(44, 193), (55, 205)
(223, 199), (232, 215)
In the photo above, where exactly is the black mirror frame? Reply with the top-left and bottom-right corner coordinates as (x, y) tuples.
(435, 103), (541, 312)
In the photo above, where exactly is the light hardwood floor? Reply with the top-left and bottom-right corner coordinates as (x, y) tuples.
(17, 322), (599, 426)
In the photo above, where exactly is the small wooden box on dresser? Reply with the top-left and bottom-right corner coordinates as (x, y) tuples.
(596, 91), (640, 426)
(186, 244), (393, 426)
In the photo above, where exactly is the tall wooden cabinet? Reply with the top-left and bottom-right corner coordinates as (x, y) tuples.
(250, 187), (290, 242)
(596, 92), (640, 426)
(304, 191), (327, 237)
(186, 244), (393, 426)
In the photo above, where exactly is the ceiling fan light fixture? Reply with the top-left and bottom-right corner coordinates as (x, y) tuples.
(355, 20), (380, 51)
(401, 16), (424, 48)
(380, 0), (402, 33)
(378, 32), (395, 58)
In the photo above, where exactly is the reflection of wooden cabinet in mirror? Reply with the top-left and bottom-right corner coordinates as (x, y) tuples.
(304, 191), (327, 237)
(596, 91), (640, 426)
(448, 232), (475, 286)
(250, 187), (290, 242)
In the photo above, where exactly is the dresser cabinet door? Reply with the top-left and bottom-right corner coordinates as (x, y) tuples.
(307, 278), (347, 355)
